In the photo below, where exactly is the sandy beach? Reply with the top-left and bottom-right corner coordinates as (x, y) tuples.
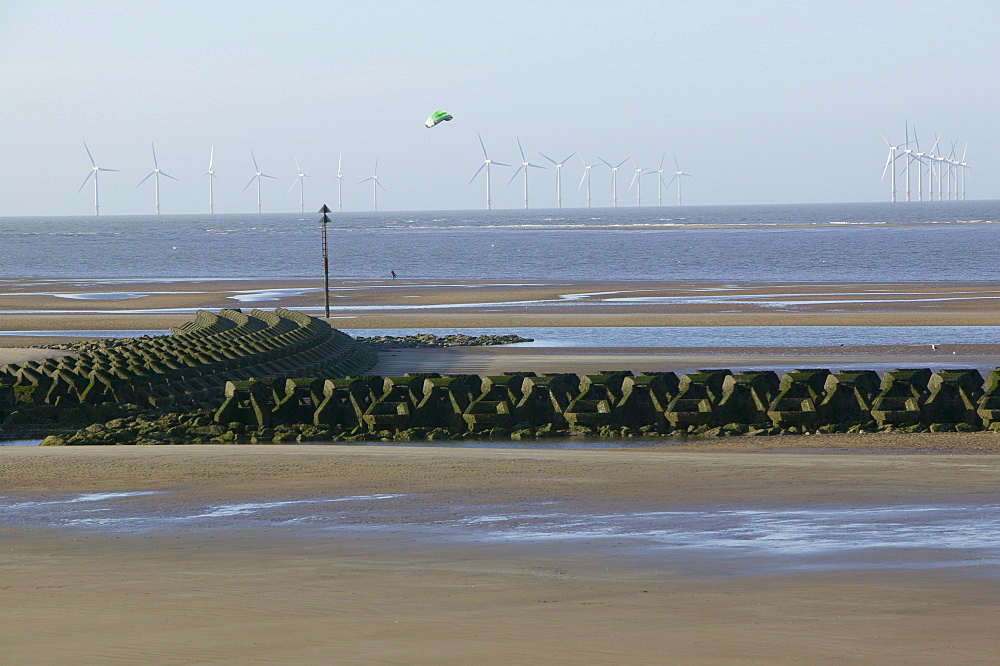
(2, 445), (1000, 664)
(4, 277), (1000, 663)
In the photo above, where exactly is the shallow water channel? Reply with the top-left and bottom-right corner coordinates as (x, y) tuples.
(2, 489), (999, 577)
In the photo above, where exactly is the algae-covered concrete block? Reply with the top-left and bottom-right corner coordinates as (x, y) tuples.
(871, 369), (931, 427)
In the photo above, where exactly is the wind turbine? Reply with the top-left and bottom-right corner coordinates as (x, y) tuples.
(78, 142), (118, 216)
(203, 146), (218, 214)
(508, 138), (546, 209)
(287, 155), (312, 213)
(469, 133), (509, 210)
(959, 143), (969, 200)
(135, 143), (178, 215)
(879, 132), (905, 203)
(335, 154), (345, 212)
(539, 150), (576, 208)
(926, 134), (941, 201)
(627, 159), (651, 207)
(598, 156), (630, 207)
(242, 151), (277, 213)
(648, 154), (669, 206)
(359, 157), (385, 211)
(910, 127), (925, 201)
(578, 155), (600, 208)
(901, 122), (914, 202)
(665, 156), (693, 206)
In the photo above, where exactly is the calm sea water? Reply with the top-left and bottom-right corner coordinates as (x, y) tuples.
(2, 201), (999, 281)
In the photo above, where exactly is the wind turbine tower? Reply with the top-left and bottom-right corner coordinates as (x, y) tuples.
(598, 156), (630, 207)
(204, 146), (218, 214)
(649, 154), (668, 206)
(902, 123), (914, 202)
(78, 142), (118, 216)
(879, 133), (904, 203)
(288, 156), (312, 213)
(243, 151), (277, 213)
(578, 155), (599, 208)
(911, 128), (925, 202)
(540, 150), (576, 208)
(469, 134), (509, 210)
(136, 143), (178, 215)
(960, 143), (969, 200)
(666, 156), (693, 206)
(335, 154), (345, 212)
(359, 158), (385, 211)
(508, 138), (546, 209)
(627, 159), (649, 207)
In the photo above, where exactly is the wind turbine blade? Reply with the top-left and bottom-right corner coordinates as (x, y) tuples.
(337, 153), (343, 177)
(208, 146), (214, 170)
(78, 171), (95, 193)
(658, 152), (665, 170)
(912, 126), (920, 152)
(478, 133), (488, 158)
(469, 163), (486, 184)
(160, 172), (178, 181)
(561, 152), (577, 164)
(540, 152), (557, 166)
(598, 157), (612, 168)
(262, 174), (278, 180)
(251, 151), (259, 172)
(294, 155), (301, 173)
(666, 174), (679, 188)
(151, 143), (159, 169)
(508, 165), (525, 185)
(615, 158), (630, 168)
(83, 142), (96, 167)
(528, 163), (545, 169)
(962, 142), (968, 161)
(136, 172), (155, 188)
(516, 137), (526, 162)
(373, 157), (379, 176)
(628, 172), (638, 191)
(287, 179), (299, 193)
(492, 161), (510, 168)
(578, 171), (587, 190)
(376, 180), (386, 191)
(243, 176), (257, 192)
(97, 168), (119, 172)
(879, 132), (891, 147)
(674, 155), (680, 171)
(358, 177), (372, 185)
(880, 152), (892, 181)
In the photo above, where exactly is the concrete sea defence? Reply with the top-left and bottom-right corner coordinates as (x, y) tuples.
(1, 309), (999, 444)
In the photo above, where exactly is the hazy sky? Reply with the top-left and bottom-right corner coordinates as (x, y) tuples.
(1, 0), (997, 216)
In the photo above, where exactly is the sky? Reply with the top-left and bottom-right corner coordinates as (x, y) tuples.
(1, 0), (997, 216)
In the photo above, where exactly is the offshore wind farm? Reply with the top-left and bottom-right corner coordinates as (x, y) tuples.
(67, 120), (972, 216)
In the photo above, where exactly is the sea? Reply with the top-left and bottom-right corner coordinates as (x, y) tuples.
(1, 200), (999, 282)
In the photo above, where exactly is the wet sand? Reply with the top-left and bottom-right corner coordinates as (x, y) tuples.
(3, 446), (1000, 663)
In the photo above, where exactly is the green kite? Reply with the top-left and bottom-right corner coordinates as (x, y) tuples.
(424, 110), (453, 128)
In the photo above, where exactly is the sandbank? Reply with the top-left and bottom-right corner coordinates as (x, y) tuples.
(4, 278), (1000, 332)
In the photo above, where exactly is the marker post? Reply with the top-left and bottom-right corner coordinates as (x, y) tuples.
(319, 204), (331, 318)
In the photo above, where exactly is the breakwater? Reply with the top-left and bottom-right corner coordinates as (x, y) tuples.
(3, 309), (1000, 444)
